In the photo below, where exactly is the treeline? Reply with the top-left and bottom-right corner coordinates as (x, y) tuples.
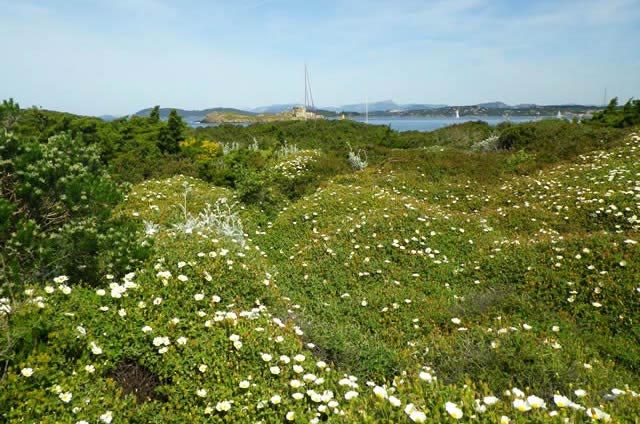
(590, 97), (640, 128)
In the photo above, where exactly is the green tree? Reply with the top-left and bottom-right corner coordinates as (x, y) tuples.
(0, 98), (21, 130)
(158, 109), (185, 154)
(149, 105), (160, 123)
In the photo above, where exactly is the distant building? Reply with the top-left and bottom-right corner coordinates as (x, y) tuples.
(292, 106), (323, 120)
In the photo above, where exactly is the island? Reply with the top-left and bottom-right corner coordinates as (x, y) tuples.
(202, 106), (324, 124)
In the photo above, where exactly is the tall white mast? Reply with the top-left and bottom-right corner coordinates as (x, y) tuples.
(304, 63), (308, 111)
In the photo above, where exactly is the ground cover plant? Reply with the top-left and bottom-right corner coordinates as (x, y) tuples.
(1, 101), (639, 422)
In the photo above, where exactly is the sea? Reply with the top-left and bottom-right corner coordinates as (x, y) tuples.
(188, 115), (545, 132)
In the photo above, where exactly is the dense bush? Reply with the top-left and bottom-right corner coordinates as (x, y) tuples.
(496, 119), (625, 166)
(0, 130), (150, 291)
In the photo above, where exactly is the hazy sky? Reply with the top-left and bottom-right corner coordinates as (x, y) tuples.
(1, 0), (639, 115)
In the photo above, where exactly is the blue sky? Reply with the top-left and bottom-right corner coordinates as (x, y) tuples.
(1, 0), (639, 115)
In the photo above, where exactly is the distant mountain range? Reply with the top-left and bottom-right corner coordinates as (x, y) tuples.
(123, 101), (600, 122)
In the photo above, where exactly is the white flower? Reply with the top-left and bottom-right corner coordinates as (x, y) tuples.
(142, 326), (153, 333)
(553, 394), (571, 408)
(286, 411), (296, 421)
(293, 365), (304, 373)
(270, 394), (282, 405)
(21, 368), (34, 377)
(574, 389), (587, 397)
(373, 386), (388, 399)
(483, 396), (499, 405)
(522, 323), (532, 330)
(90, 342), (103, 355)
(512, 387), (525, 398)
(53, 275), (69, 284)
(513, 398), (531, 411)
(527, 395), (546, 409)
(198, 364), (208, 373)
(59, 285), (72, 295)
(177, 336), (187, 345)
(239, 380), (250, 389)
(177, 275), (188, 282)
(500, 416), (510, 424)
(345, 390), (359, 400)
(611, 388), (625, 396)
(84, 365), (95, 373)
(409, 410), (426, 423)
(118, 309), (127, 317)
(586, 407), (611, 422)
(418, 371), (433, 382)
(451, 317), (462, 325)
(229, 334), (240, 342)
(99, 411), (113, 424)
(445, 401), (463, 419)
(290, 379), (302, 389)
(194, 293), (204, 301)
(196, 389), (207, 397)
(261, 353), (273, 362)
(59, 392), (72, 403)
(294, 354), (306, 362)
(292, 392), (304, 400)
(215, 400), (232, 412)
(389, 396), (402, 407)
(270, 366), (281, 375)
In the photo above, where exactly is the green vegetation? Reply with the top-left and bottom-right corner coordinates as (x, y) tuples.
(1, 100), (639, 423)
(590, 97), (640, 128)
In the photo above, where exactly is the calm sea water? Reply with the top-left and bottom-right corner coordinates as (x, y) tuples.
(188, 116), (544, 132)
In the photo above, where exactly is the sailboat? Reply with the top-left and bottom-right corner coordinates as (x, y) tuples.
(455, 109), (460, 119)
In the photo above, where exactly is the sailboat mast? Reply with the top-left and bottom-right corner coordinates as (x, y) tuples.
(306, 67), (315, 110)
(304, 64), (308, 110)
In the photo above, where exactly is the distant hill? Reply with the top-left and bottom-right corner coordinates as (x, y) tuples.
(133, 107), (256, 122)
(250, 104), (303, 114)
(475, 101), (510, 109)
(329, 100), (448, 113)
(99, 115), (120, 122)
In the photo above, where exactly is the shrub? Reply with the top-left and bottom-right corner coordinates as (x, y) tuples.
(0, 131), (150, 291)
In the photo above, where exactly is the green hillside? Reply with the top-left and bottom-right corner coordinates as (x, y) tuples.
(1, 99), (639, 422)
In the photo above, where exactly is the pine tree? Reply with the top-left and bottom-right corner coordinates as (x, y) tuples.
(149, 105), (160, 123)
(158, 109), (184, 154)
(0, 98), (21, 130)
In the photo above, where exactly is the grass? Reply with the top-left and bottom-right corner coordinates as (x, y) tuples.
(2, 123), (639, 423)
